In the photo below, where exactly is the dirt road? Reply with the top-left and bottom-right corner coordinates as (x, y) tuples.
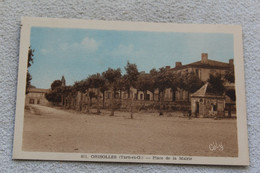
(22, 104), (238, 157)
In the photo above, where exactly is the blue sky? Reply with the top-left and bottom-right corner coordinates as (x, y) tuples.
(29, 27), (234, 89)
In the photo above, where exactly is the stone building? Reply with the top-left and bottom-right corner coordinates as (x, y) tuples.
(190, 83), (225, 118)
(99, 53), (234, 104)
(166, 53), (234, 101)
(25, 88), (50, 106)
(60, 53), (235, 114)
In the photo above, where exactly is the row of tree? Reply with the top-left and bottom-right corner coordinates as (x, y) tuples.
(46, 62), (137, 118)
(26, 47), (235, 118)
(45, 61), (235, 118)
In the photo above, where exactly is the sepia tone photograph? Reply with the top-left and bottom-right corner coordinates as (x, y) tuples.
(13, 17), (249, 165)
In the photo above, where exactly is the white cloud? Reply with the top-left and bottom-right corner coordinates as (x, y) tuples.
(81, 37), (99, 52)
(40, 48), (49, 54)
(57, 37), (100, 54)
(59, 43), (69, 51)
(112, 44), (134, 57)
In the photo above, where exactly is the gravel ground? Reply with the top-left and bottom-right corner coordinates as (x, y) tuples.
(22, 104), (238, 157)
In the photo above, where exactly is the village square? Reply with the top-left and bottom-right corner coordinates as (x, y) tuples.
(23, 51), (238, 157)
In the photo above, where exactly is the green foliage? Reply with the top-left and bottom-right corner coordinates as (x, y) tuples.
(51, 80), (62, 90)
(179, 71), (204, 93)
(61, 86), (74, 97)
(149, 68), (158, 91)
(26, 46), (35, 94)
(121, 75), (131, 91)
(124, 61), (139, 88)
(102, 68), (122, 116)
(26, 72), (32, 94)
(154, 67), (175, 92)
(89, 91), (96, 99)
(149, 68), (158, 76)
(226, 89), (236, 101)
(45, 80), (74, 104)
(87, 73), (105, 88)
(124, 62), (140, 118)
(73, 80), (89, 93)
(27, 46), (34, 68)
(136, 74), (154, 92)
(207, 73), (225, 95)
(103, 68), (122, 90)
(224, 68), (235, 83)
(103, 68), (121, 83)
(100, 81), (109, 93)
(45, 88), (62, 103)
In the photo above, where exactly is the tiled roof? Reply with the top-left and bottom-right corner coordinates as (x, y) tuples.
(191, 83), (224, 98)
(29, 88), (49, 93)
(191, 83), (208, 97)
(190, 59), (230, 67)
(172, 59), (232, 71)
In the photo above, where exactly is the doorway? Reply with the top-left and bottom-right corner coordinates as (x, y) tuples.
(195, 102), (199, 117)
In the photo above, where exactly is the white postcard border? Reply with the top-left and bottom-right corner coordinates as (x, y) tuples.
(13, 17), (249, 166)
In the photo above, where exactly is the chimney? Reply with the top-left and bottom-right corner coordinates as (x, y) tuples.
(175, 62), (182, 67)
(229, 59), (234, 66)
(201, 53), (208, 64)
(166, 66), (171, 70)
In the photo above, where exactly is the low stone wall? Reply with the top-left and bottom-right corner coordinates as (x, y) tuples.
(115, 99), (190, 112)
(62, 96), (191, 113)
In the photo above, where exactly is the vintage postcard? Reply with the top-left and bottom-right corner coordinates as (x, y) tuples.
(13, 17), (249, 165)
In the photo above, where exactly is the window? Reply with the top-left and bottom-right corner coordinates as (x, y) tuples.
(146, 94), (150, 100)
(195, 69), (201, 79)
(140, 94), (143, 100)
(29, 99), (34, 104)
(213, 104), (217, 111)
(211, 103), (217, 111)
(172, 91), (176, 101)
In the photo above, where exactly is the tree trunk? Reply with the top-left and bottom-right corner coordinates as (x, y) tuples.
(128, 89), (130, 99)
(172, 89), (176, 102)
(97, 88), (101, 114)
(130, 90), (134, 119)
(158, 90), (161, 102)
(79, 92), (83, 111)
(159, 90), (164, 115)
(61, 95), (64, 106)
(102, 91), (105, 109)
(86, 90), (90, 113)
(90, 97), (92, 106)
(110, 90), (115, 116)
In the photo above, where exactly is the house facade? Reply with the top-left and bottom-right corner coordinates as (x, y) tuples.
(165, 53), (234, 102)
(190, 83), (225, 118)
(59, 53), (235, 115)
(25, 88), (50, 106)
